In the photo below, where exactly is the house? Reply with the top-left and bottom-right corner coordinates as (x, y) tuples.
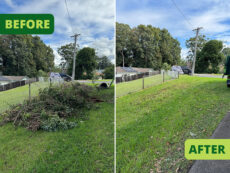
(132, 67), (155, 73)
(116, 66), (154, 77)
(95, 69), (104, 80)
(116, 67), (137, 77)
(0, 76), (11, 85)
(0, 76), (29, 85)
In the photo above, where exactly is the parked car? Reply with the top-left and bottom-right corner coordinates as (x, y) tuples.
(171, 65), (184, 74)
(59, 73), (72, 82)
(181, 66), (192, 75)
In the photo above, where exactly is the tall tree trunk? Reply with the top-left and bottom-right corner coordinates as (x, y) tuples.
(121, 50), (125, 67)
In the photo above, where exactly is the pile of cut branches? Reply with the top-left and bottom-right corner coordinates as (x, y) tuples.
(0, 82), (100, 131)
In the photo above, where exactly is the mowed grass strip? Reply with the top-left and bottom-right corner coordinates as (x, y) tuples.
(0, 82), (49, 113)
(0, 87), (114, 173)
(117, 75), (230, 172)
(116, 74), (163, 98)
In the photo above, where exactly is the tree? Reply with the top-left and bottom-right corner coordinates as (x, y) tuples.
(196, 40), (224, 73)
(162, 63), (171, 71)
(103, 65), (114, 79)
(57, 43), (75, 70)
(178, 59), (188, 66)
(116, 22), (132, 67)
(222, 47), (230, 58)
(68, 47), (97, 79)
(97, 56), (112, 69)
(0, 35), (54, 77)
(116, 23), (181, 69)
(186, 35), (207, 63)
(222, 47), (230, 65)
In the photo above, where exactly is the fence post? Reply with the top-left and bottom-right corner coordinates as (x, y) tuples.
(163, 71), (165, 83)
(142, 76), (144, 89)
(29, 80), (31, 103)
(49, 78), (52, 88)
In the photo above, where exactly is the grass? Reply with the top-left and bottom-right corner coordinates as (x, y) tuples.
(0, 86), (114, 173)
(0, 82), (49, 113)
(116, 73), (176, 98)
(116, 75), (163, 98)
(116, 75), (230, 172)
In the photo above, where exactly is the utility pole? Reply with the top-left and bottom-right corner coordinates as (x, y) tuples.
(191, 27), (203, 76)
(71, 34), (80, 81)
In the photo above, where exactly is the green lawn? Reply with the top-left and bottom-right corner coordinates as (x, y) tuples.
(116, 75), (163, 98)
(116, 73), (176, 98)
(117, 75), (230, 172)
(0, 86), (114, 173)
(0, 82), (49, 113)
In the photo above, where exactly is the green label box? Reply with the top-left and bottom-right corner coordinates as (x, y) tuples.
(185, 139), (230, 160)
(0, 14), (54, 34)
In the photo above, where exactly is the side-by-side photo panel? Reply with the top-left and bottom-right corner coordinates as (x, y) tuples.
(0, 0), (115, 172)
(116, 0), (230, 172)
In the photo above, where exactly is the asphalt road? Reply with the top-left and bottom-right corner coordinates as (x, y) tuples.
(189, 112), (230, 173)
(194, 74), (227, 78)
(76, 80), (112, 84)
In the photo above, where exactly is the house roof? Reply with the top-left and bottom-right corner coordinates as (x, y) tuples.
(1, 76), (28, 81)
(116, 67), (136, 73)
(0, 76), (11, 81)
(116, 67), (126, 73)
(132, 67), (154, 73)
(116, 66), (154, 73)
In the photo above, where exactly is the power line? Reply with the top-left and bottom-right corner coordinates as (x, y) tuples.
(64, 0), (74, 34)
(170, 0), (193, 28)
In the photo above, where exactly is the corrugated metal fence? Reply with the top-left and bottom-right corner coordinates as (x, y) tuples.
(116, 71), (160, 83)
(0, 78), (37, 92)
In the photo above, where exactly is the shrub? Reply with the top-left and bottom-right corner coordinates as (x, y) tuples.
(0, 82), (99, 131)
(162, 63), (171, 71)
(37, 70), (48, 77)
(41, 115), (77, 132)
(103, 65), (114, 79)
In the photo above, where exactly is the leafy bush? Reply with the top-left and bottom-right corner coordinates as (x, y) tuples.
(103, 65), (114, 79)
(41, 116), (77, 132)
(37, 70), (48, 77)
(0, 82), (99, 131)
(162, 63), (171, 71)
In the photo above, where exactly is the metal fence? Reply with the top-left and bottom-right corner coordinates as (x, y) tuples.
(0, 77), (56, 113)
(0, 78), (38, 92)
(116, 71), (160, 83)
(116, 70), (179, 98)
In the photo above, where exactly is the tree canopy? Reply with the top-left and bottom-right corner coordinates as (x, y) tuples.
(68, 47), (97, 79)
(116, 22), (181, 69)
(195, 40), (224, 73)
(186, 34), (207, 63)
(57, 43), (75, 70)
(97, 56), (112, 70)
(0, 35), (54, 77)
(103, 65), (114, 79)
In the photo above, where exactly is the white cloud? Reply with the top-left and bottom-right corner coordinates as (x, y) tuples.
(181, 48), (189, 60)
(89, 37), (114, 59)
(53, 49), (62, 66)
(5, 0), (115, 65)
(117, 0), (230, 48)
(4, 0), (16, 8)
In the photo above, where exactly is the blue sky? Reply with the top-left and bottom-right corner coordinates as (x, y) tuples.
(116, 0), (230, 59)
(0, 0), (115, 65)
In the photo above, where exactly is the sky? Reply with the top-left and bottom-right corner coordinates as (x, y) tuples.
(0, 0), (115, 65)
(116, 0), (230, 59)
